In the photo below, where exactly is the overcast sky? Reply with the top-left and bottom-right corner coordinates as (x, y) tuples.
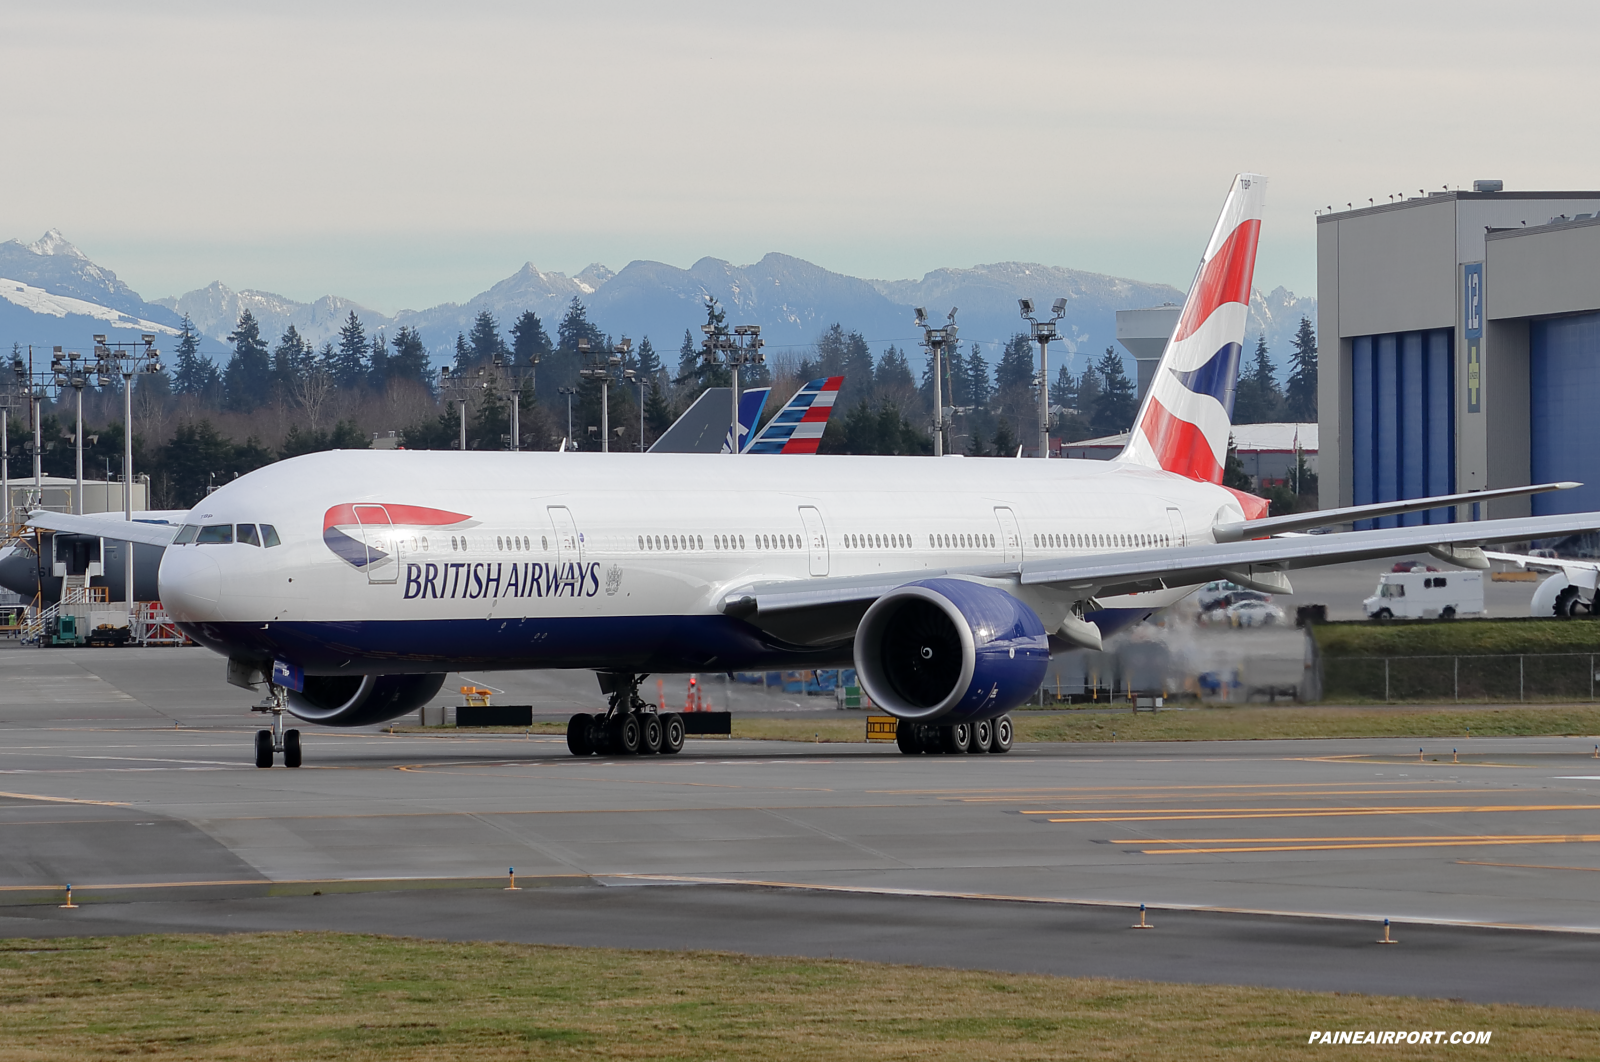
(3, 1), (1597, 313)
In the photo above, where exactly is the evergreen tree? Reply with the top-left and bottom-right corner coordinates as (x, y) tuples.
(222, 310), (271, 411)
(676, 328), (698, 382)
(876, 344), (914, 392)
(965, 344), (992, 408)
(332, 311), (368, 389)
(388, 326), (431, 386)
(1232, 334), (1283, 424)
(635, 335), (661, 376)
(644, 376), (674, 439)
(1075, 363), (1102, 422)
(1284, 316), (1318, 421)
(171, 314), (219, 397)
(468, 310), (506, 364)
(1090, 347), (1136, 437)
(509, 310), (552, 369)
(454, 333), (471, 372)
(995, 334), (1035, 393)
(990, 417), (1018, 458)
(840, 330), (875, 400)
(941, 344), (969, 407)
(272, 325), (308, 394)
(965, 426), (988, 456)
(367, 331), (389, 390)
(814, 323), (848, 377)
(1223, 434), (1255, 491)
(1049, 363), (1076, 409)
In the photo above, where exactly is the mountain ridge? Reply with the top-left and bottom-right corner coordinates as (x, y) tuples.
(0, 231), (1317, 376)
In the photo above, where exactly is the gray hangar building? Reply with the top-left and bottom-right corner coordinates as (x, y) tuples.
(1317, 184), (1600, 526)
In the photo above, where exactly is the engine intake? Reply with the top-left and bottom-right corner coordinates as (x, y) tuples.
(854, 578), (1048, 722)
(288, 673), (446, 727)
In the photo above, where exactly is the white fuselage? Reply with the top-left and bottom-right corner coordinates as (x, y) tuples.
(158, 449), (1245, 675)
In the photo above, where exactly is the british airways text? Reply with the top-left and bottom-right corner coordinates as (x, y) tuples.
(403, 561), (601, 600)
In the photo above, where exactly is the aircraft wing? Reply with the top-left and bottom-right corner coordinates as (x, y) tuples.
(24, 510), (181, 547)
(720, 510), (1600, 631)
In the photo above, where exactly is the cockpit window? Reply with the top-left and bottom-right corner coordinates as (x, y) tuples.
(173, 525), (200, 545)
(237, 524), (260, 546)
(196, 524), (234, 544)
(260, 524), (281, 548)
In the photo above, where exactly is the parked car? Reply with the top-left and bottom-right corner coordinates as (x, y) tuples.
(1226, 599), (1287, 627)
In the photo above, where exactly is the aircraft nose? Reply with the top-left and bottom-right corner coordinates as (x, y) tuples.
(159, 547), (221, 622)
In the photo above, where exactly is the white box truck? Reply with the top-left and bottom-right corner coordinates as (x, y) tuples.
(1364, 569), (1485, 620)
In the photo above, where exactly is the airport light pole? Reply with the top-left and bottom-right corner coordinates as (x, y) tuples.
(12, 348), (48, 505)
(1019, 297), (1067, 458)
(438, 365), (488, 451)
(49, 347), (93, 514)
(93, 334), (163, 624)
(915, 307), (958, 457)
(627, 369), (646, 451)
(494, 350), (537, 451)
(578, 337), (630, 453)
(700, 323), (763, 454)
(557, 387), (576, 450)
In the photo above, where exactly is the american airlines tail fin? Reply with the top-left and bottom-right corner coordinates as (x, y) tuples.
(745, 376), (844, 454)
(1120, 173), (1266, 482)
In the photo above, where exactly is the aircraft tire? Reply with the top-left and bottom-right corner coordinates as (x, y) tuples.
(988, 715), (1013, 754)
(614, 713), (643, 755)
(567, 713), (594, 756)
(639, 713), (663, 755)
(941, 722), (971, 754)
(589, 713), (611, 754)
(659, 713), (685, 755)
(895, 723), (920, 755)
(283, 729), (302, 768)
(254, 729), (274, 769)
(919, 725), (945, 754)
(969, 718), (993, 754)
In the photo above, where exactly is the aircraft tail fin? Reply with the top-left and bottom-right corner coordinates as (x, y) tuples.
(745, 376), (844, 453)
(1120, 173), (1266, 482)
(722, 387), (772, 454)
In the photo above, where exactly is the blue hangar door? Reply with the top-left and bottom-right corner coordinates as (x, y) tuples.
(1351, 329), (1454, 527)
(1532, 312), (1600, 516)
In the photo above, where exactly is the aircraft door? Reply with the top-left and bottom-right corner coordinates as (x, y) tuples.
(1166, 507), (1186, 548)
(353, 504), (398, 584)
(798, 506), (829, 576)
(548, 506), (582, 566)
(994, 507), (1023, 563)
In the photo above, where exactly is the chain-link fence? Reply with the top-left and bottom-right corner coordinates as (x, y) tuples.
(1323, 653), (1600, 702)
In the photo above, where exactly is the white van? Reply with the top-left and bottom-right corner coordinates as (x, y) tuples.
(1364, 569), (1485, 620)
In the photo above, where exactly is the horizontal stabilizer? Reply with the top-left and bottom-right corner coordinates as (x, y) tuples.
(25, 510), (180, 547)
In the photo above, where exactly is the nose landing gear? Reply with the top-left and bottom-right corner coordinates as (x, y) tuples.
(567, 673), (684, 757)
(251, 684), (302, 768)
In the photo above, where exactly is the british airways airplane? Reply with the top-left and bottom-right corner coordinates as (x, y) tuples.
(28, 174), (1599, 767)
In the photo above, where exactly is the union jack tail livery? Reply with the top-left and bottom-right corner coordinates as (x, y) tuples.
(1121, 173), (1266, 483)
(744, 376), (844, 454)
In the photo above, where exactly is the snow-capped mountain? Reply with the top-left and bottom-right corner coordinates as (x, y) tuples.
(0, 230), (1317, 378)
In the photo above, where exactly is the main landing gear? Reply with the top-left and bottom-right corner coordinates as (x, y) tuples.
(896, 715), (1012, 755)
(251, 684), (302, 768)
(567, 674), (685, 758)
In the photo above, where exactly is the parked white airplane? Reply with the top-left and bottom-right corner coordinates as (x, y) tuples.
(28, 173), (1600, 767)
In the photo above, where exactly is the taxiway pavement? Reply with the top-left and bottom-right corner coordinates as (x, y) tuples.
(4, 645), (1600, 1006)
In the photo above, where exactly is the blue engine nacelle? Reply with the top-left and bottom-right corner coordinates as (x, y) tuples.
(853, 578), (1049, 723)
(288, 673), (447, 727)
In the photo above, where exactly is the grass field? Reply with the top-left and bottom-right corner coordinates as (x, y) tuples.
(395, 704), (1600, 745)
(1314, 617), (1600, 657)
(0, 933), (1588, 1060)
